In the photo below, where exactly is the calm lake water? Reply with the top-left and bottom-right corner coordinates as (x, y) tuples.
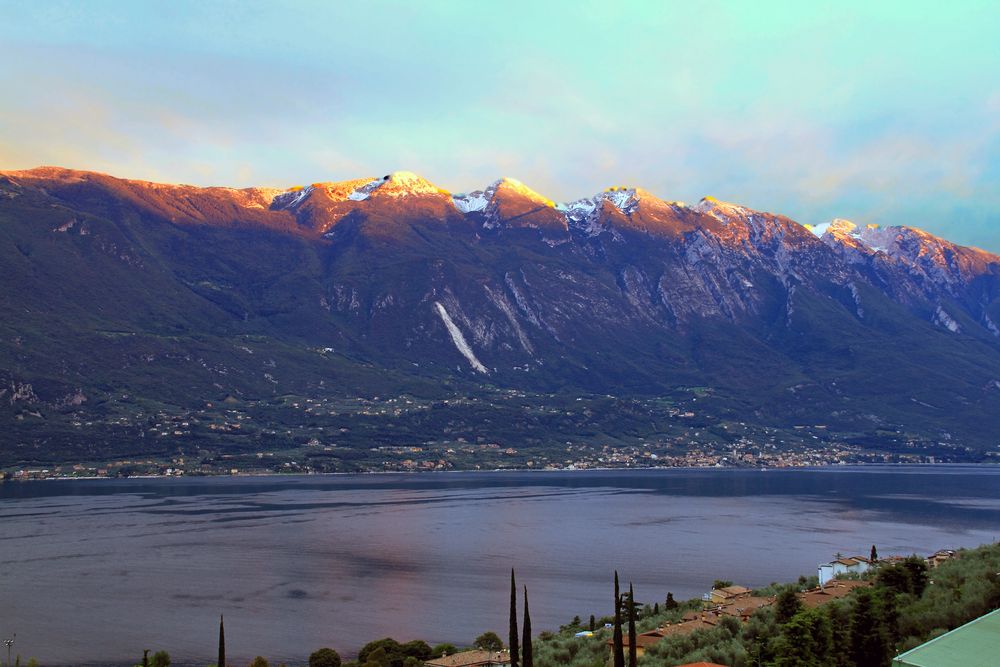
(1, 466), (998, 665)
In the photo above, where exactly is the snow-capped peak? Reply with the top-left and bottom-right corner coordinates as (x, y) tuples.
(557, 187), (642, 237)
(451, 177), (555, 216)
(452, 188), (491, 214)
(495, 177), (555, 207)
(348, 171), (443, 200)
(827, 218), (858, 235)
(814, 218), (895, 254)
(603, 186), (640, 214)
(693, 195), (748, 218)
(451, 179), (503, 214)
(818, 219), (866, 243)
(561, 187), (641, 217)
(347, 178), (384, 201)
(271, 185), (315, 209)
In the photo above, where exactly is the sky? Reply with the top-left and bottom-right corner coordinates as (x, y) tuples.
(1, 0), (998, 250)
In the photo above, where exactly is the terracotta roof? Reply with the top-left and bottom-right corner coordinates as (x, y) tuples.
(718, 596), (773, 616)
(628, 634), (665, 648)
(425, 650), (510, 667)
(605, 631), (666, 648)
(881, 555), (908, 564)
(658, 617), (719, 637)
(800, 580), (870, 608)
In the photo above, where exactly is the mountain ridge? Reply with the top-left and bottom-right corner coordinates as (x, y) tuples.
(8, 165), (996, 256)
(3, 165), (1000, 468)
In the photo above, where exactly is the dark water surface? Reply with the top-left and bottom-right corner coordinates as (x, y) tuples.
(1, 466), (998, 665)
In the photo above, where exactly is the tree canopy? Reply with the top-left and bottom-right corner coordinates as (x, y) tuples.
(475, 632), (504, 652)
(308, 648), (341, 667)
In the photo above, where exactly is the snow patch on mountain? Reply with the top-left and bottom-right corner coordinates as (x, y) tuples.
(817, 219), (892, 253)
(849, 282), (865, 319)
(272, 185), (315, 209)
(605, 188), (640, 214)
(452, 178), (554, 226)
(560, 188), (639, 236)
(452, 190), (490, 213)
(558, 197), (596, 217)
(934, 306), (961, 333)
(560, 198), (602, 236)
(348, 179), (383, 201)
(452, 179), (501, 216)
(983, 312), (1000, 337)
(434, 302), (488, 373)
(694, 196), (748, 222)
(809, 222), (832, 237)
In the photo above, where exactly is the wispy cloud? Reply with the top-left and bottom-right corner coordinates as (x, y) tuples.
(1, 1), (997, 249)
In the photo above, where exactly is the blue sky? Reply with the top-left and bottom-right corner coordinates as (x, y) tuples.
(1, 1), (998, 250)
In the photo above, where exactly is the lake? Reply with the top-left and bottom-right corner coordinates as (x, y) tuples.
(1, 466), (998, 665)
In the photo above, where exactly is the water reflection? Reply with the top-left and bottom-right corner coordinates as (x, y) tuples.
(0, 466), (997, 666)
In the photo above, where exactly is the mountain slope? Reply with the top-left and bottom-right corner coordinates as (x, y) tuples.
(2, 167), (1000, 467)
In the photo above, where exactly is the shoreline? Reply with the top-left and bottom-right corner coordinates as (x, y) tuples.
(2, 460), (996, 484)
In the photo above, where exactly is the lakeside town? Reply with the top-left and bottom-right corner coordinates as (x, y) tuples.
(6, 384), (992, 480)
(1, 443), (961, 481)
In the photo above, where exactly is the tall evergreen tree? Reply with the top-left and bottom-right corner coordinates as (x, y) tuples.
(612, 572), (624, 667)
(143, 649), (150, 667)
(827, 601), (853, 667)
(627, 583), (637, 667)
(850, 588), (887, 667)
(776, 588), (803, 624)
(509, 570), (519, 667)
(521, 586), (532, 667)
(218, 615), (226, 667)
(879, 589), (901, 657)
(871, 544), (878, 563)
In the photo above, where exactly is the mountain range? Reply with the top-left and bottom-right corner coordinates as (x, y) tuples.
(2, 167), (1000, 468)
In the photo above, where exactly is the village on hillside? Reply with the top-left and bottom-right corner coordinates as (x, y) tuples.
(423, 547), (964, 667)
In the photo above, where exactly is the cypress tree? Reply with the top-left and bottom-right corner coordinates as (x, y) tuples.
(589, 614), (595, 632)
(143, 649), (150, 667)
(871, 544), (878, 563)
(509, 570), (519, 667)
(612, 572), (624, 667)
(521, 586), (533, 667)
(627, 583), (637, 667)
(218, 615), (226, 667)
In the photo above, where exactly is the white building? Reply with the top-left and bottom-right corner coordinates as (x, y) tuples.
(818, 556), (870, 586)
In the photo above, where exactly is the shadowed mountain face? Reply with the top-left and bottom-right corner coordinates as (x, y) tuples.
(3, 167), (1000, 461)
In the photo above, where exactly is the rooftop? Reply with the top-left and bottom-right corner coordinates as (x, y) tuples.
(425, 650), (510, 667)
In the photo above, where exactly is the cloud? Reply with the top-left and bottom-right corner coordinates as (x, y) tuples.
(1, 2), (998, 250)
